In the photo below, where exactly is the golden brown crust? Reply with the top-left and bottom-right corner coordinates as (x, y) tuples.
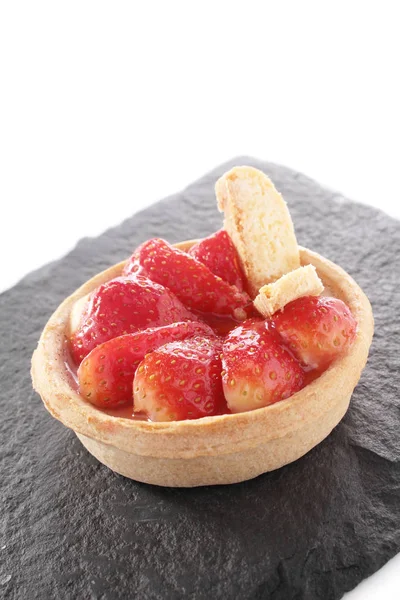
(216, 166), (300, 297)
(254, 265), (324, 318)
(31, 242), (374, 486)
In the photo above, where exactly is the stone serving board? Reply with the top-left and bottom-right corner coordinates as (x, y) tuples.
(1, 158), (399, 599)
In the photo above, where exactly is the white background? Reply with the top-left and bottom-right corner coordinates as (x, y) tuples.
(1, 2), (399, 597)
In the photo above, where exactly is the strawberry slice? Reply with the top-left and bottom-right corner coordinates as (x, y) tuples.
(188, 230), (245, 291)
(70, 275), (197, 365)
(78, 321), (214, 409)
(123, 238), (250, 320)
(273, 296), (357, 370)
(133, 336), (226, 421)
(221, 319), (305, 413)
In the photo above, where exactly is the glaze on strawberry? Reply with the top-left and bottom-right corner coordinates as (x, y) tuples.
(221, 319), (305, 413)
(123, 238), (250, 320)
(70, 275), (196, 364)
(222, 319), (304, 412)
(133, 337), (226, 421)
(69, 233), (357, 422)
(78, 321), (214, 408)
(273, 296), (357, 370)
(189, 230), (246, 291)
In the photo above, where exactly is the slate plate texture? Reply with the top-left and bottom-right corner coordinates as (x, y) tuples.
(1, 157), (400, 600)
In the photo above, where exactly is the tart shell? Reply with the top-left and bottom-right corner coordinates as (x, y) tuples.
(31, 243), (374, 487)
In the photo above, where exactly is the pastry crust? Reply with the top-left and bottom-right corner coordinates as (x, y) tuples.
(31, 242), (374, 487)
(216, 166), (300, 297)
(254, 265), (324, 318)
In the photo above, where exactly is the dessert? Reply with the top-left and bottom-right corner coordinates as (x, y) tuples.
(31, 166), (374, 487)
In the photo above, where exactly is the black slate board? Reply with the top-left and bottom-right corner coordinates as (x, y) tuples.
(1, 158), (400, 600)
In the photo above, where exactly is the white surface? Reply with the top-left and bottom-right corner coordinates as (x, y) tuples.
(1, 2), (399, 597)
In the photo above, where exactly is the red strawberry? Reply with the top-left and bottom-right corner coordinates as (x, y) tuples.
(70, 275), (197, 365)
(188, 230), (245, 291)
(221, 319), (305, 413)
(78, 321), (214, 408)
(273, 296), (357, 370)
(123, 238), (250, 320)
(133, 337), (226, 421)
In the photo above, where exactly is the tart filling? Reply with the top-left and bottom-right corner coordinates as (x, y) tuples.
(66, 167), (358, 422)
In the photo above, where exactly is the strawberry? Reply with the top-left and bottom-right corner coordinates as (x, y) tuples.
(188, 230), (245, 291)
(273, 296), (357, 370)
(221, 319), (305, 413)
(123, 238), (250, 320)
(133, 336), (226, 421)
(70, 275), (197, 365)
(78, 321), (214, 408)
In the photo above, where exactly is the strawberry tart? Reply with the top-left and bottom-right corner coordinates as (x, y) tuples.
(31, 166), (374, 486)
